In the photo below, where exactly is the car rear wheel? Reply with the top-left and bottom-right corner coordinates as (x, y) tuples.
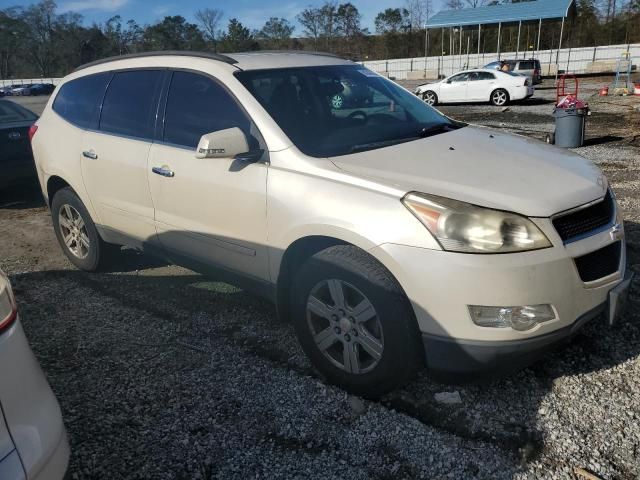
(422, 91), (438, 106)
(51, 187), (118, 272)
(490, 88), (509, 106)
(291, 245), (423, 398)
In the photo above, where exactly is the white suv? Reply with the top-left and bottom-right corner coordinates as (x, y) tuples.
(31, 51), (631, 397)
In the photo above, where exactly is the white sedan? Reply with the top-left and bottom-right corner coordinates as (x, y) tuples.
(415, 69), (534, 106)
(0, 270), (69, 479)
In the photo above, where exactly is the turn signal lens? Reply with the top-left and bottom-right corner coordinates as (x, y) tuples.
(0, 271), (17, 332)
(468, 304), (555, 331)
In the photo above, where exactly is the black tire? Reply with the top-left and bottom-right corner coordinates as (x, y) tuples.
(291, 245), (423, 398)
(490, 88), (510, 106)
(51, 187), (118, 271)
(422, 90), (438, 106)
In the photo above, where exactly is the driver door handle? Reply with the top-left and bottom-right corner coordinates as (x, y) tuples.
(82, 150), (98, 160)
(152, 166), (175, 178)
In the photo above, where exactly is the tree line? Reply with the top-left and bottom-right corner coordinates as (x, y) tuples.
(0, 0), (638, 79)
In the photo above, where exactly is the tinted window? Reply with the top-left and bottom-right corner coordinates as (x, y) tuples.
(163, 71), (251, 148)
(477, 71), (495, 80)
(0, 100), (37, 124)
(100, 70), (163, 139)
(519, 61), (535, 70)
(53, 73), (110, 128)
(237, 65), (456, 158)
(450, 73), (469, 83)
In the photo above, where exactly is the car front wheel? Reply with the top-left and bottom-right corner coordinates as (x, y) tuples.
(422, 90), (438, 106)
(291, 245), (423, 398)
(51, 187), (118, 271)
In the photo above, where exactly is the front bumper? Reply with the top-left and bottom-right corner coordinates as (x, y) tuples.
(423, 269), (632, 380)
(369, 218), (630, 378)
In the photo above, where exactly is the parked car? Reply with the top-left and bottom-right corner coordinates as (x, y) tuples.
(415, 69), (534, 106)
(30, 83), (56, 96)
(485, 58), (542, 84)
(0, 100), (39, 189)
(10, 85), (32, 96)
(32, 52), (631, 397)
(327, 78), (374, 109)
(0, 85), (17, 96)
(0, 270), (70, 479)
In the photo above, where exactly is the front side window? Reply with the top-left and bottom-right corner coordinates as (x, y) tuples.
(52, 73), (110, 128)
(449, 73), (469, 83)
(236, 65), (456, 157)
(99, 70), (163, 139)
(163, 71), (251, 148)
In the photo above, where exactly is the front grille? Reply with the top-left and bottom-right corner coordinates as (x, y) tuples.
(574, 241), (621, 282)
(552, 190), (614, 242)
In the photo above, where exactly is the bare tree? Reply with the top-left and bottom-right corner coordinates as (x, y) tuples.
(404, 0), (434, 28)
(445, 0), (465, 9)
(195, 8), (223, 51)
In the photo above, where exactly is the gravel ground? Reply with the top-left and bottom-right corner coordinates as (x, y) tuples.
(1, 81), (640, 479)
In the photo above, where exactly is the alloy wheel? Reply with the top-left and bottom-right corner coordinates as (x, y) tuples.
(492, 90), (507, 106)
(331, 94), (344, 109)
(423, 91), (436, 105)
(306, 279), (384, 374)
(58, 204), (90, 259)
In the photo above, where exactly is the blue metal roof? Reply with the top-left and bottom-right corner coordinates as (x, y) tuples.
(426, 0), (574, 28)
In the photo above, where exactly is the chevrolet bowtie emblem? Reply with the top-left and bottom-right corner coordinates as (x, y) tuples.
(610, 223), (623, 242)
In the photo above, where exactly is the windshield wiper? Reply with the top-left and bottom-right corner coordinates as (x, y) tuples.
(418, 123), (457, 138)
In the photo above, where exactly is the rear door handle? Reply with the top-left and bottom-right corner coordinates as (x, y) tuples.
(152, 166), (175, 178)
(82, 150), (98, 160)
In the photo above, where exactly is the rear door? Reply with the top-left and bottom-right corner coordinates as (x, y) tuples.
(466, 71), (496, 101)
(81, 69), (164, 244)
(438, 73), (469, 103)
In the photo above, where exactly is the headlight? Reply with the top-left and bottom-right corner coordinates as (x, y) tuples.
(402, 192), (551, 253)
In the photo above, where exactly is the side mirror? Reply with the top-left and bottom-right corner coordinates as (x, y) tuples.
(196, 127), (250, 159)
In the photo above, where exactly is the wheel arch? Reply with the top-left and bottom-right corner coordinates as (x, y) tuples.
(46, 175), (73, 208)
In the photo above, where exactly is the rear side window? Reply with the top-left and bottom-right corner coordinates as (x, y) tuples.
(52, 73), (110, 128)
(477, 71), (495, 80)
(100, 70), (163, 140)
(163, 71), (251, 148)
(518, 61), (535, 70)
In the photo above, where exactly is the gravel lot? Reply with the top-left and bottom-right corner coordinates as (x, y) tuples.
(2, 79), (640, 479)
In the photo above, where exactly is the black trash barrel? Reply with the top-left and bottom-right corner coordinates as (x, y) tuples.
(552, 106), (587, 148)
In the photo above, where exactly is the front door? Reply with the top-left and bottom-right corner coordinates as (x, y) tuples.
(81, 69), (164, 243)
(438, 72), (469, 103)
(147, 70), (269, 282)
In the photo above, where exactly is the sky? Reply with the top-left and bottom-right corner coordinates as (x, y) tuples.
(0, 0), (445, 32)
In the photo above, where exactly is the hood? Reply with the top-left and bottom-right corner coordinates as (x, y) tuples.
(331, 126), (606, 217)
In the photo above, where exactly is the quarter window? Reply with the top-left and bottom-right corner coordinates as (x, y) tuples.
(99, 70), (163, 139)
(52, 73), (110, 128)
(163, 71), (251, 148)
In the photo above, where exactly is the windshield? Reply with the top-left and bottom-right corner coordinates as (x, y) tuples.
(236, 65), (457, 157)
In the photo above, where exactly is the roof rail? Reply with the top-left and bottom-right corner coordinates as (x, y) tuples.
(74, 50), (238, 72)
(232, 50), (345, 59)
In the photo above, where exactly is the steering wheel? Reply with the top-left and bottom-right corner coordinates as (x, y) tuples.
(347, 110), (368, 124)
